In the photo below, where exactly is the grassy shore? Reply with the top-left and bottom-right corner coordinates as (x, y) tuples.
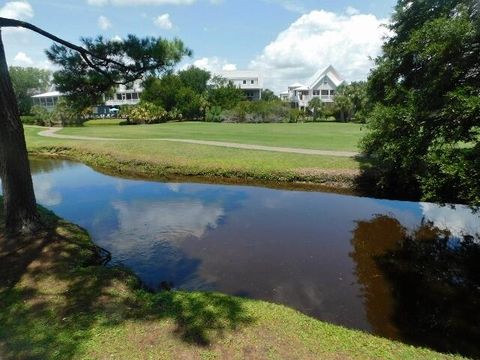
(24, 123), (362, 190)
(60, 121), (364, 151)
(0, 202), (463, 359)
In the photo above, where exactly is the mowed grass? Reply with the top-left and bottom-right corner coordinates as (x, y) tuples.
(59, 121), (364, 151)
(24, 126), (361, 188)
(0, 202), (464, 359)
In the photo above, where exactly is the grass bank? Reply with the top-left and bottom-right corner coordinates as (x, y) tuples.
(59, 121), (364, 151)
(0, 202), (463, 359)
(24, 125), (361, 190)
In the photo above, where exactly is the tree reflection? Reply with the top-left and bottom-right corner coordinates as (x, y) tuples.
(351, 215), (480, 358)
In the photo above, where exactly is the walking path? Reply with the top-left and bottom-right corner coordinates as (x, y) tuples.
(38, 127), (360, 157)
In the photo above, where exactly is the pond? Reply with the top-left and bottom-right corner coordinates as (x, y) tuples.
(18, 158), (480, 356)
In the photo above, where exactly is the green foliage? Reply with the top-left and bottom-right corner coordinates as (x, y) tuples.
(9, 66), (51, 115)
(207, 76), (246, 110)
(362, 0), (480, 206)
(121, 102), (168, 124)
(177, 66), (211, 94)
(47, 35), (191, 111)
(331, 82), (370, 122)
(261, 89), (279, 102)
(29, 105), (51, 126)
(141, 74), (183, 111)
(205, 106), (223, 122)
(141, 67), (210, 120)
(220, 100), (291, 123)
(49, 98), (88, 126)
(308, 97), (326, 121)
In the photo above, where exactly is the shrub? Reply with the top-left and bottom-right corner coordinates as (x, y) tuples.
(205, 106), (223, 122)
(122, 102), (168, 124)
(220, 100), (291, 123)
(30, 105), (51, 126)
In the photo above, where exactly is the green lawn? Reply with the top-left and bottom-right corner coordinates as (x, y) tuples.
(0, 203), (463, 359)
(24, 125), (361, 189)
(59, 121), (364, 151)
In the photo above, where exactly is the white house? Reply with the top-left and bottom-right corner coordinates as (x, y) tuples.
(32, 80), (143, 114)
(31, 91), (62, 112)
(282, 65), (346, 109)
(212, 70), (264, 101)
(103, 81), (143, 107)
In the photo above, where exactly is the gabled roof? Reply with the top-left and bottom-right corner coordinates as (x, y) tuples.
(308, 65), (345, 88)
(288, 82), (304, 89)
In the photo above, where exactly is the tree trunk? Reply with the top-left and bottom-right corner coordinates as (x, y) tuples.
(0, 30), (40, 233)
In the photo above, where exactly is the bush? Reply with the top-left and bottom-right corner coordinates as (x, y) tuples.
(29, 105), (51, 126)
(121, 102), (168, 124)
(220, 100), (291, 123)
(205, 106), (222, 122)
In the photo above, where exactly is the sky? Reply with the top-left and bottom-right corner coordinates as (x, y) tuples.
(1, 0), (397, 93)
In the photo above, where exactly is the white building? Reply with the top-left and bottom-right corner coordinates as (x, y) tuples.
(31, 91), (62, 112)
(103, 81), (143, 107)
(212, 70), (264, 101)
(281, 65), (346, 109)
(31, 81), (143, 114)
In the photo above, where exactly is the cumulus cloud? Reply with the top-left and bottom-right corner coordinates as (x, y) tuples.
(154, 13), (173, 30)
(98, 15), (112, 30)
(267, 0), (306, 13)
(0, 0), (34, 20)
(13, 51), (33, 65)
(421, 203), (480, 238)
(249, 10), (388, 92)
(87, 0), (195, 6)
(183, 57), (237, 73)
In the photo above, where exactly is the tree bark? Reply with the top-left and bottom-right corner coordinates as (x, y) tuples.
(0, 30), (40, 233)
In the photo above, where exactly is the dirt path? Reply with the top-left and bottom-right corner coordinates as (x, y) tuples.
(38, 127), (360, 157)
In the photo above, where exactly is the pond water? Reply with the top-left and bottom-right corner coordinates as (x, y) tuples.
(18, 158), (480, 356)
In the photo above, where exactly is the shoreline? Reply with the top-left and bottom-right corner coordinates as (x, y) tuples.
(0, 199), (463, 359)
(29, 147), (361, 195)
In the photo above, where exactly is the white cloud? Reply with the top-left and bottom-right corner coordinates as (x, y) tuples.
(421, 203), (480, 238)
(266, 0), (305, 13)
(111, 35), (123, 42)
(222, 63), (237, 71)
(87, 0), (195, 6)
(183, 57), (237, 73)
(154, 13), (173, 30)
(34, 177), (62, 207)
(13, 51), (33, 65)
(98, 15), (112, 30)
(249, 10), (388, 93)
(0, 1), (34, 20)
(345, 6), (360, 16)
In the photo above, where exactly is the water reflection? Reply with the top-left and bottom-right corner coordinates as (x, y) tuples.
(99, 199), (226, 290)
(7, 158), (479, 356)
(351, 216), (480, 358)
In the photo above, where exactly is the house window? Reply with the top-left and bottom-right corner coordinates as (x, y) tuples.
(313, 90), (320, 96)
(116, 93), (122, 100)
(126, 93), (132, 100)
(323, 78), (328, 85)
(251, 80), (255, 85)
(330, 90), (336, 96)
(321, 90), (329, 96)
(132, 93), (138, 100)
(243, 80), (247, 85)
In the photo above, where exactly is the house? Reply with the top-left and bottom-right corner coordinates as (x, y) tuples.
(212, 70), (264, 101)
(282, 65), (346, 109)
(31, 80), (143, 115)
(31, 91), (62, 112)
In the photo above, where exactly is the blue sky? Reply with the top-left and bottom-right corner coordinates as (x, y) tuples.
(1, 0), (396, 92)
